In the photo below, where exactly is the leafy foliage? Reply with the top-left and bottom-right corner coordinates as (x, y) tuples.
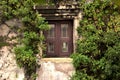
(71, 0), (120, 80)
(34, 0), (53, 5)
(1, 0), (49, 80)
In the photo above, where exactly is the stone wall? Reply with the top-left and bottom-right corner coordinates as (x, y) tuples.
(0, 46), (24, 80)
(0, 19), (24, 80)
(36, 58), (75, 80)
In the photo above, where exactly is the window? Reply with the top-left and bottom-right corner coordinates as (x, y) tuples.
(48, 43), (54, 53)
(44, 21), (73, 57)
(48, 24), (55, 38)
(62, 42), (68, 52)
(61, 24), (68, 37)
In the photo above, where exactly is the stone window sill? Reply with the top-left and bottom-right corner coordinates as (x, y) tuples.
(41, 58), (73, 63)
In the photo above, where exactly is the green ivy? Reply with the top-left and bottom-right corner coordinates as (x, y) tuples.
(0, 0), (49, 80)
(34, 0), (53, 5)
(71, 0), (120, 80)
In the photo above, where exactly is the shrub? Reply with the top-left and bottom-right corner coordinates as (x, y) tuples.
(71, 0), (120, 80)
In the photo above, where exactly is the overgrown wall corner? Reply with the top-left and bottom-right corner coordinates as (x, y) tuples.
(0, 11), (82, 80)
(0, 19), (25, 80)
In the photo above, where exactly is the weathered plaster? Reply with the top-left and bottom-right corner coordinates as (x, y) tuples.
(36, 58), (75, 80)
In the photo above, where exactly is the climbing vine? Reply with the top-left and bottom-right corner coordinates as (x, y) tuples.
(0, 0), (49, 80)
(71, 0), (120, 80)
